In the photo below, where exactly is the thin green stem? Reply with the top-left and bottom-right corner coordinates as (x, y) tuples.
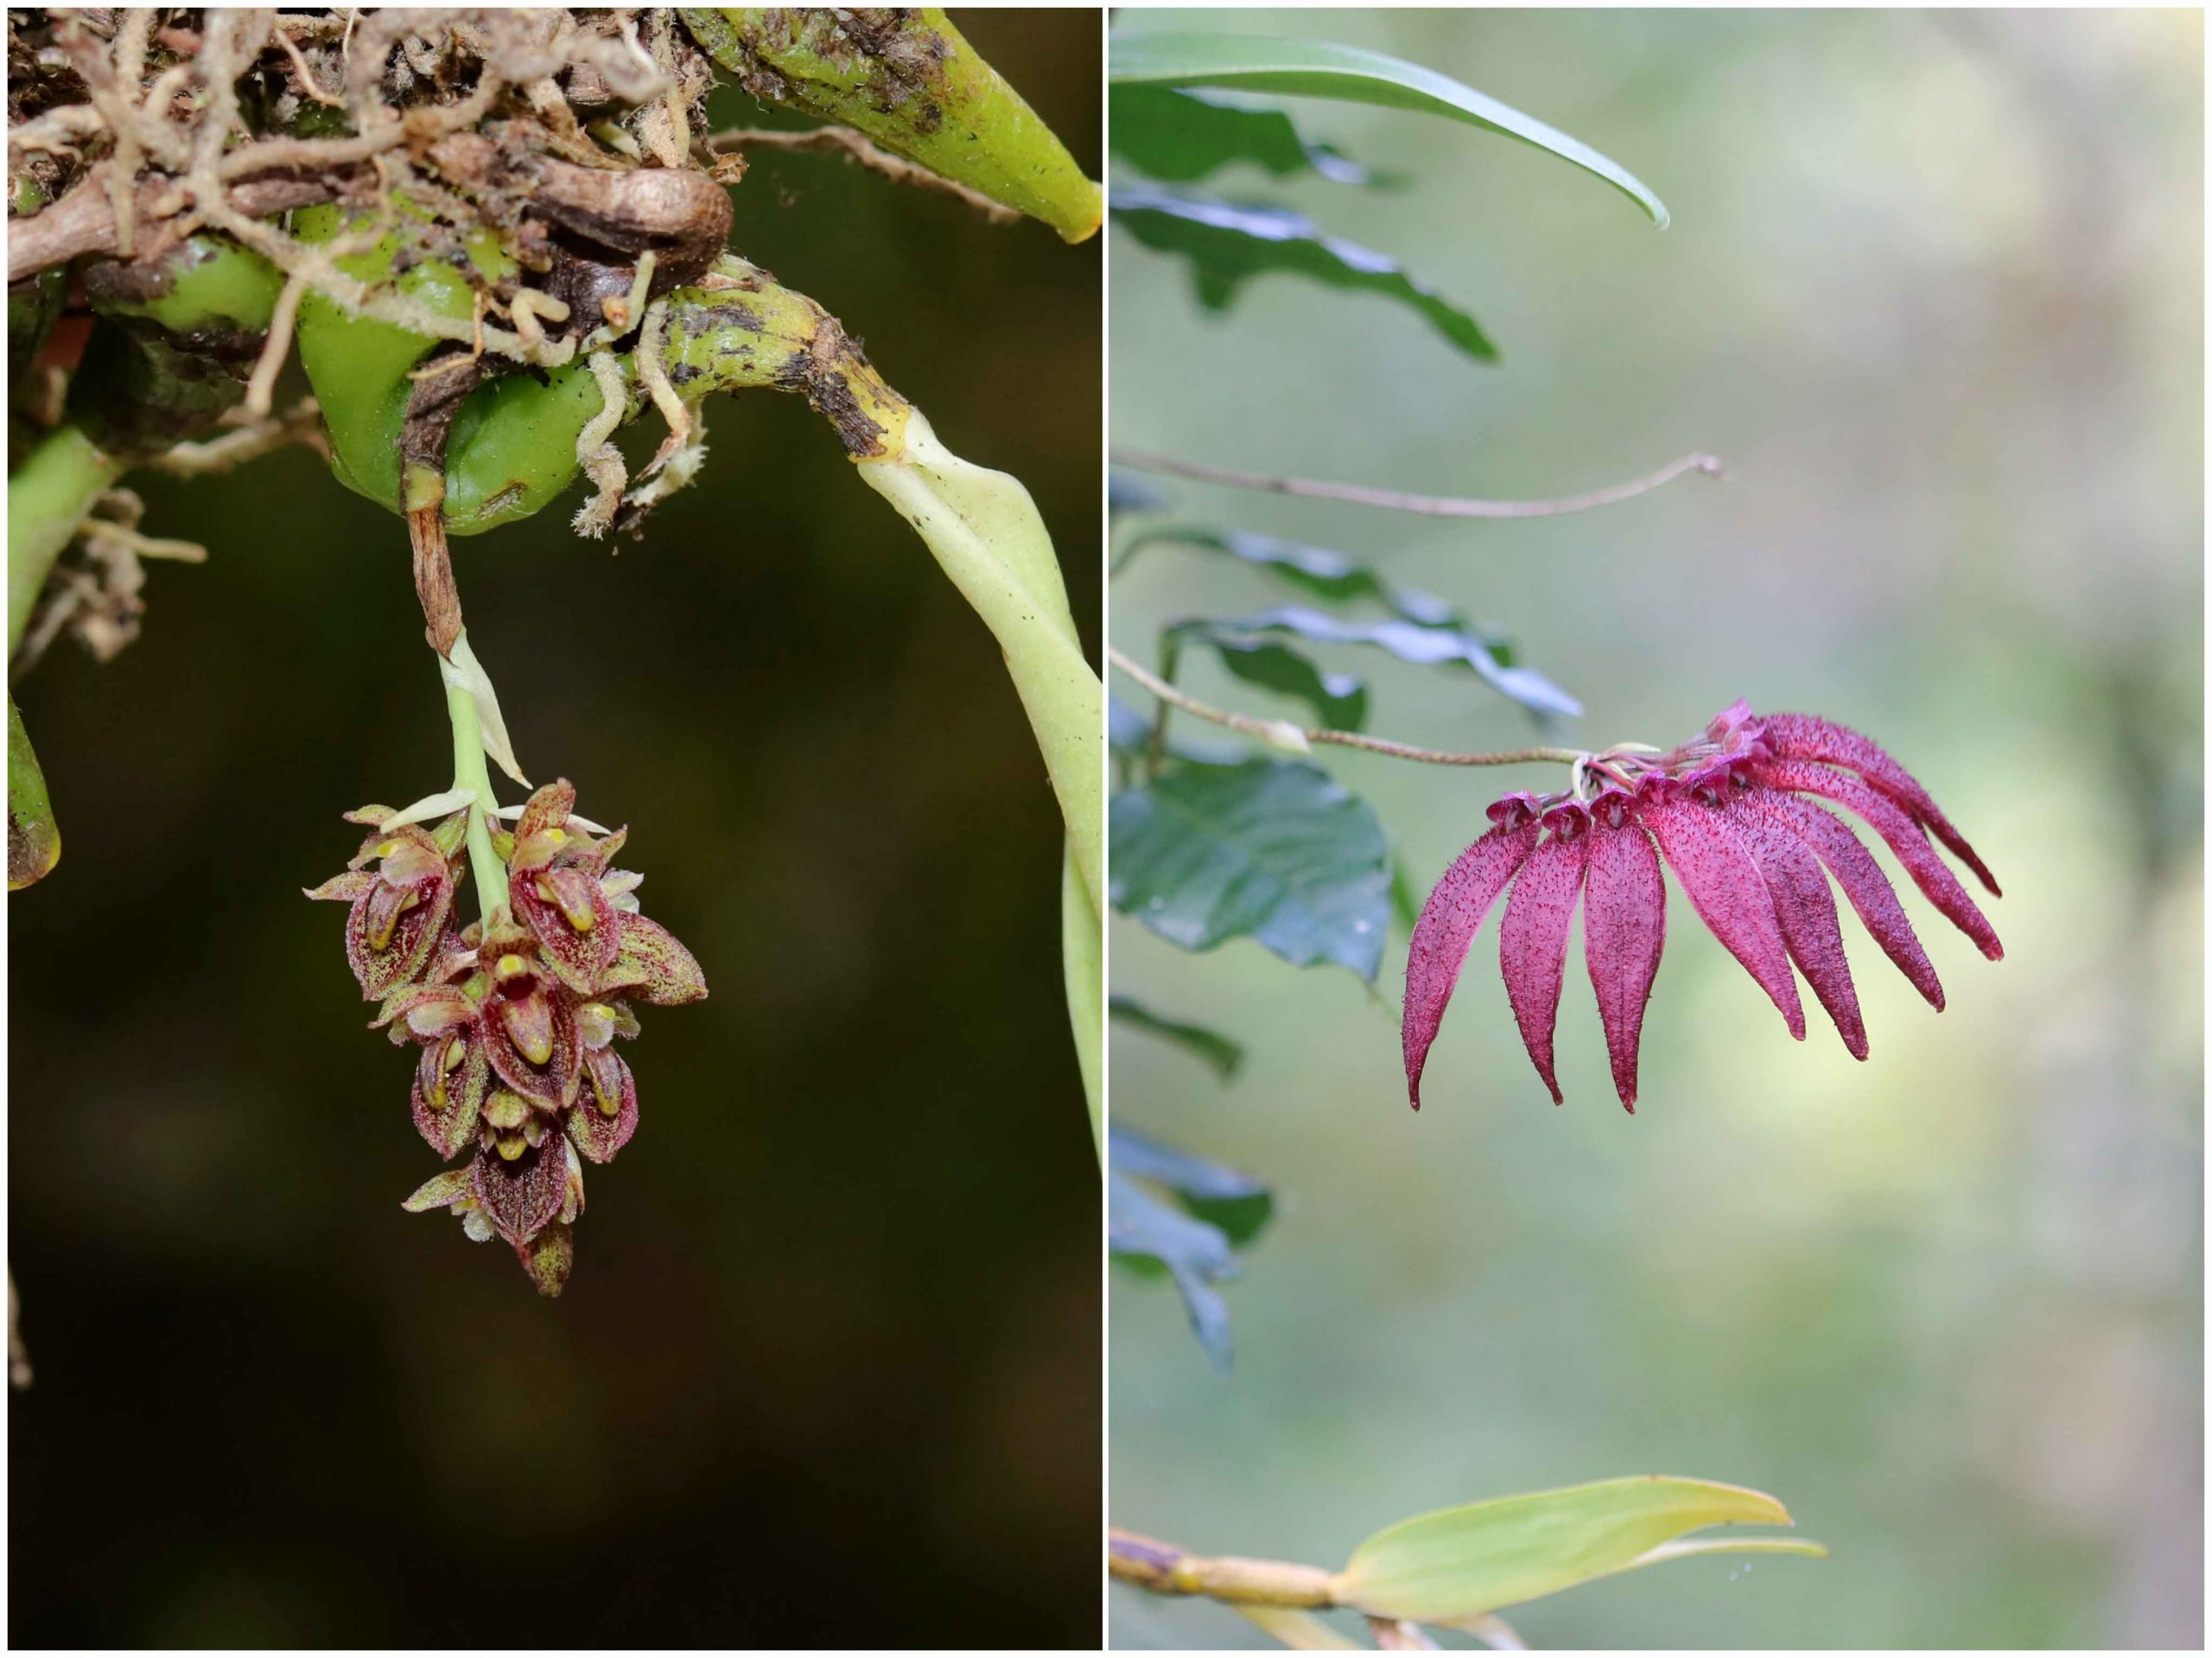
(1108, 646), (1583, 770)
(9, 424), (126, 653)
(442, 653), (507, 924)
(1106, 448), (1723, 520)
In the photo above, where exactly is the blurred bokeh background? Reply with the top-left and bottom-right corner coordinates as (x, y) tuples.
(1108, 8), (2200, 1648)
(9, 10), (1099, 1647)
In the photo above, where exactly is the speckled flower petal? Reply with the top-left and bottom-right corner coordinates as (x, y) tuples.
(1497, 814), (1591, 1104)
(1745, 792), (1943, 1009)
(411, 1032), (490, 1157)
(597, 913), (707, 1006)
(304, 870), (375, 904)
(1729, 800), (1866, 1058)
(1402, 813), (1542, 1110)
(402, 1168), (474, 1212)
(1581, 792), (1666, 1112)
(514, 865), (620, 993)
(1754, 759), (2002, 960)
(517, 778), (576, 838)
(1642, 791), (1805, 1040)
(471, 1134), (571, 1248)
(483, 989), (581, 1108)
(1763, 713), (1998, 896)
(565, 1048), (639, 1164)
(519, 1221), (575, 1297)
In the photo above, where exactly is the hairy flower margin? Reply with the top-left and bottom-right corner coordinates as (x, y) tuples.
(308, 780), (705, 1293)
(1404, 703), (2001, 1113)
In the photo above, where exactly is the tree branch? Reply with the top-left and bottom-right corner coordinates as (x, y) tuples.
(1108, 646), (1581, 769)
(1109, 448), (1723, 519)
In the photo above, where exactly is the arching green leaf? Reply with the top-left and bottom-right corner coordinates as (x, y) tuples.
(1108, 32), (1669, 227)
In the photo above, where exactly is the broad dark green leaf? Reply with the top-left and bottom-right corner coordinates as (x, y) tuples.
(1167, 619), (1370, 730)
(1108, 33), (1669, 228)
(1109, 1128), (1275, 1371)
(1110, 85), (1380, 185)
(1109, 755), (1392, 980)
(1198, 605), (1580, 719)
(1109, 994), (1248, 1081)
(1111, 185), (1495, 363)
(1121, 524), (1461, 628)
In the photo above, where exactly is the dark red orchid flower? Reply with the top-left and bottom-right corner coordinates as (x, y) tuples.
(315, 779), (704, 1294)
(1405, 703), (2000, 1113)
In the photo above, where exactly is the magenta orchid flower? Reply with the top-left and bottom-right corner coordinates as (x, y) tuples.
(1405, 703), (2000, 1113)
(313, 780), (705, 1294)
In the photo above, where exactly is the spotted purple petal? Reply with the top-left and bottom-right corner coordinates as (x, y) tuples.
(1402, 805), (1543, 1110)
(1727, 798), (1866, 1058)
(1497, 810), (1591, 1103)
(1741, 791), (1944, 1010)
(1763, 713), (1998, 896)
(1581, 789), (1666, 1112)
(1753, 759), (2002, 960)
(410, 1030), (490, 1157)
(596, 913), (707, 1006)
(1641, 788), (1806, 1040)
(565, 1048), (639, 1164)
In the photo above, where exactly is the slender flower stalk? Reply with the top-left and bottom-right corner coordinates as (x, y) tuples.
(1405, 703), (2001, 1113)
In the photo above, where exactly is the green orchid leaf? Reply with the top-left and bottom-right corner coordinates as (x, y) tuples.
(1108, 32), (1669, 227)
(1167, 619), (1370, 731)
(1192, 606), (1579, 720)
(1111, 186), (1495, 362)
(1109, 755), (1391, 980)
(1121, 524), (1463, 628)
(1110, 85), (1382, 185)
(1109, 995), (1247, 1081)
(1333, 1477), (1822, 1623)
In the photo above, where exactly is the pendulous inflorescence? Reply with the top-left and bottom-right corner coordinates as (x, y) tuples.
(308, 778), (704, 1294)
(1405, 702), (2002, 1113)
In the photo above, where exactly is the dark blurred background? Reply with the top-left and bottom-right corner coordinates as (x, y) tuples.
(9, 10), (1100, 1647)
(1109, 8), (2200, 1649)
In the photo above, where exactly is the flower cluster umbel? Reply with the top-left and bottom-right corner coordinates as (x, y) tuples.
(308, 779), (705, 1293)
(1405, 703), (2001, 1112)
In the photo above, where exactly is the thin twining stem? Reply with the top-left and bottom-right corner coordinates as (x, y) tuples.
(1109, 646), (1580, 770)
(1109, 448), (1722, 519)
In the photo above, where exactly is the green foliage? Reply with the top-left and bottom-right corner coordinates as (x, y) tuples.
(1109, 85), (1382, 185)
(1119, 524), (1464, 628)
(1111, 185), (1496, 362)
(1108, 31), (1669, 227)
(1165, 618), (1370, 731)
(1109, 994), (1246, 1081)
(1332, 1477), (1826, 1622)
(1109, 1127), (1273, 1373)
(1109, 755), (1392, 981)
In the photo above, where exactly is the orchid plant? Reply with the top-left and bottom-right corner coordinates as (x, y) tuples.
(8, 8), (1101, 1299)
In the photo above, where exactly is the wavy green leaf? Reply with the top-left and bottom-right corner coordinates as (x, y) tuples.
(1121, 524), (1462, 628)
(1191, 606), (1580, 720)
(1109, 1128), (1274, 1373)
(1333, 1477), (1821, 1623)
(1167, 619), (1370, 731)
(1110, 85), (1381, 185)
(1109, 995), (1247, 1081)
(1112, 186), (1495, 362)
(1108, 32), (1669, 228)
(1109, 755), (1392, 979)
(8, 694), (60, 890)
